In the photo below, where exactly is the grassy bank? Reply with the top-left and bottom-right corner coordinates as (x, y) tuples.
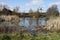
(0, 32), (60, 40)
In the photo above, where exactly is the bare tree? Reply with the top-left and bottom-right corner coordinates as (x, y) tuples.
(29, 9), (33, 27)
(35, 8), (40, 27)
(29, 8), (33, 13)
(0, 4), (3, 11)
(13, 6), (20, 12)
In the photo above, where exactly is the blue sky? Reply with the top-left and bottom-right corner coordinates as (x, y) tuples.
(0, 0), (60, 12)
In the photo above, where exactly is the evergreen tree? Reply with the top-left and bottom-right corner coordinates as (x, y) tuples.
(46, 4), (59, 17)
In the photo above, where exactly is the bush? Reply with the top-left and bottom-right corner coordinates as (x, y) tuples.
(0, 32), (60, 40)
(2, 35), (11, 40)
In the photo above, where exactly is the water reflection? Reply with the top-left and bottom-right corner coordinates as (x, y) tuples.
(18, 17), (46, 27)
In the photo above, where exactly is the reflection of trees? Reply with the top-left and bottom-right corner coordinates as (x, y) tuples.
(29, 9), (33, 28)
(34, 9), (40, 27)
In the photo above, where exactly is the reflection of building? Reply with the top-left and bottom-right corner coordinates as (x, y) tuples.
(0, 26), (19, 33)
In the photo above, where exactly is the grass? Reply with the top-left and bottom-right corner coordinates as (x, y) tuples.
(0, 32), (60, 40)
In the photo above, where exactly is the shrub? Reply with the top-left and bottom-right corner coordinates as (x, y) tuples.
(0, 32), (60, 40)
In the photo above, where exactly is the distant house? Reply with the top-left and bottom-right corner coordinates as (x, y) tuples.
(1, 8), (12, 15)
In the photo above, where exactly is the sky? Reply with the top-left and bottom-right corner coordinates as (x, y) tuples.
(0, 0), (60, 12)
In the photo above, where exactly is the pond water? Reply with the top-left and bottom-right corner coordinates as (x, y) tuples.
(18, 17), (47, 34)
(18, 17), (46, 27)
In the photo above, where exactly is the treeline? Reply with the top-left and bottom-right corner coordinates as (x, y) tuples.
(0, 4), (59, 18)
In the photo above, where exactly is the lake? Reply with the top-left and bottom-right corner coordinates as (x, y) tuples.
(18, 17), (46, 27)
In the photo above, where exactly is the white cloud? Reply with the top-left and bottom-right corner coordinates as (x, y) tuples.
(0, 2), (14, 10)
(49, 2), (60, 7)
(0, 2), (9, 8)
(0, 2), (8, 10)
(25, 0), (44, 6)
